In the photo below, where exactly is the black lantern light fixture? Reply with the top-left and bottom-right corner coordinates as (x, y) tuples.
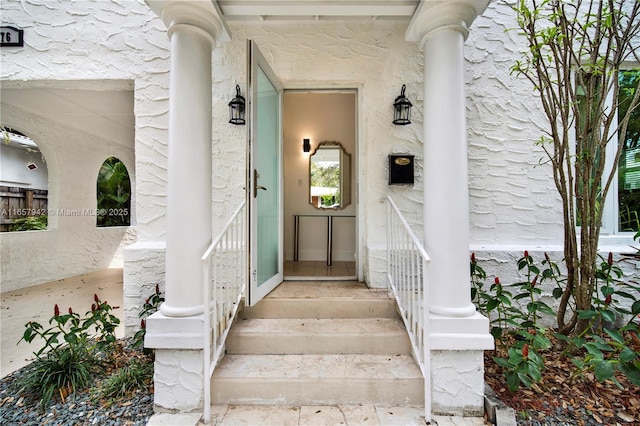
(228, 84), (246, 125)
(303, 138), (311, 153)
(393, 84), (412, 125)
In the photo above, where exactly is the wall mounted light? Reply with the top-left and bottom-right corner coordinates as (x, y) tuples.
(228, 84), (246, 125)
(303, 138), (311, 153)
(393, 84), (412, 125)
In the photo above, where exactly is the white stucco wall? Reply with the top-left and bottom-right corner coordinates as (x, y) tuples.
(0, 102), (136, 292)
(2, 0), (636, 299)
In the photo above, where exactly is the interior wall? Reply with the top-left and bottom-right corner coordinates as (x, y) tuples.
(283, 91), (356, 262)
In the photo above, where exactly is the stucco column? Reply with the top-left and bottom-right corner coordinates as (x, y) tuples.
(161, 23), (214, 316)
(143, 0), (230, 412)
(407, 1), (490, 317)
(422, 26), (475, 317)
(406, 1), (494, 416)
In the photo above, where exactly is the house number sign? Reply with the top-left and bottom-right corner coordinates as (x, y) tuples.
(0, 26), (24, 47)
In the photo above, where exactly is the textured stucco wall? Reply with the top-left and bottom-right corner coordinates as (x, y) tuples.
(2, 1), (637, 295)
(0, 103), (136, 292)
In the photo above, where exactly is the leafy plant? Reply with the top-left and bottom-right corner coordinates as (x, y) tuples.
(510, 0), (640, 336)
(9, 215), (47, 231)
(17, 296), (121, 408)
(95, 356), (153, 402)
(132, 284), (164, 352)
(473, 250), (640, 392)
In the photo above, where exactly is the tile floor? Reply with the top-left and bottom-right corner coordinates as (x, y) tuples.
(284, 261), (356, 280)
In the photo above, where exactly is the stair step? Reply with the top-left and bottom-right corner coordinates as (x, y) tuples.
(211, 354), (423, 405)
(239, 298), (399, 319)
(226, 318), (411, 355)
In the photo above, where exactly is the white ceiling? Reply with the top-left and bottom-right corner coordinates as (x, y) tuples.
(1, 87), (134, 147)
(217, 0), (420, 21)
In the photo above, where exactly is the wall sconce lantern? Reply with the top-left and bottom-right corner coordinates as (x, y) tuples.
(393, 84), (412, 125)
(228, 84), (246, 125)
(303, 138), (311, 153)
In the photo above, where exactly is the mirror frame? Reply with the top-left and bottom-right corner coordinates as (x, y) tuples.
(309, 141), (351, 210)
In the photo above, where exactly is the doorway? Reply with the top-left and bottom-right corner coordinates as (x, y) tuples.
(282, 90), (358, 280)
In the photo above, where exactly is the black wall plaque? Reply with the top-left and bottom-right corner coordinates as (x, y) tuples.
(1, 26), (24, 47)
(388, 154), (415, 185)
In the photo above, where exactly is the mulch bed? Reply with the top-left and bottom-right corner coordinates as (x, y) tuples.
(484, 333), (640, 425)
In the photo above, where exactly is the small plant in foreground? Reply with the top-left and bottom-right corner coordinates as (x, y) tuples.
(17, 296), (120, 408)
(95, 355), (154, 402)
(472, 250), (640, 392)
(132, 284), (164, 352)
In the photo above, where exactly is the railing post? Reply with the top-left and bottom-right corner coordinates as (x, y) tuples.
(423, 256), (431, 423)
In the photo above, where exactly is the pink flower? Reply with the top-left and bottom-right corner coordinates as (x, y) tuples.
(524, 250), (529, 258)
(605, 295), (612, 306)
(54, 304), (60, 317)
(531, 275), (538, 288)
(68, 307), (73, 315)
(494, 277), (500, 285)
(522, 344), (529, 359)
(608, 252), (613, 266)
(141, 319), (146, 329)
(471, 253), (476, 263)
(94, 294), (100, 303)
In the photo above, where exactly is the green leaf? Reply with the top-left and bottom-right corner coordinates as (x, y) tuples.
(552, 287), (564, 299)
(506, 371), (521, 392)
(618, 363), (640, 386)
(601, 310), (616, 324)
(632, 300), (640, 315)
(604, 328), (624, 344)
(619, 347), (637, 363)
(578, 310), (598, 319)
(594, 361), (615, 382)
(493, 357), (512, 369)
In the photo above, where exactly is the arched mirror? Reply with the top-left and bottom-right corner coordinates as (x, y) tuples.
(309, 141), (351, 209)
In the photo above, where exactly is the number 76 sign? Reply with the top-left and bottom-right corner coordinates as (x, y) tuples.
(1, 26), (24, 47)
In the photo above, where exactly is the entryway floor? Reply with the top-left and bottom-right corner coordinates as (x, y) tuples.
(284, 260), (356, 280)
(148, 406), (488, 425)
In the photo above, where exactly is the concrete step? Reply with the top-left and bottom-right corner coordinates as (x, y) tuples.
(239, 298), (399, 319)
(226, 318), (411, 355)
(211, 354), (424, 406)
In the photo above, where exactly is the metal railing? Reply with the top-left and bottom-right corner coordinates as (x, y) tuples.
(386, 196), (431, 423)
(202, 200), (247, 423)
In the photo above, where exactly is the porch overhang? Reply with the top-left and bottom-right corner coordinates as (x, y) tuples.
(406, 0), (491, 42)
(146, 0), (231, 41)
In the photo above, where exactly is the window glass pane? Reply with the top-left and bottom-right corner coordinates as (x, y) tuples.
(97, 157), (131, 227)
(618, 70), (640, 232)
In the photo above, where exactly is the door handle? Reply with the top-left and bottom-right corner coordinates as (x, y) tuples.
(253, 169), (267, 198)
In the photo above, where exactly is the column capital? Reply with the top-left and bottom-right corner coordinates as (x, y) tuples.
(406, 0), (490, 45)
(146, 0), (230, 42)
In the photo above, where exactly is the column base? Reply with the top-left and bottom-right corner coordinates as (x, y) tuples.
(145, 312), (205, 412)
(123, 242), (166, 337)
(430, 312), (494, 416)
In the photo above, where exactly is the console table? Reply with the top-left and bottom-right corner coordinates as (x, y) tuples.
(293, 214), (355, 266)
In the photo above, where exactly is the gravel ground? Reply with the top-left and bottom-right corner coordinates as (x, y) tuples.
(0, 366), (153, 426)
(0, 338), (154, 426)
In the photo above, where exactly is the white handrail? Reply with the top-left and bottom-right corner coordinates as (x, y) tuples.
(202, 200), (247, 423)
(386, 196), (431, 423)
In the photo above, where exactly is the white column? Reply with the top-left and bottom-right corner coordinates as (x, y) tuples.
(423, 25), (476, 318)
(406, 2), (494, 416)
(161, 23), (214, 317)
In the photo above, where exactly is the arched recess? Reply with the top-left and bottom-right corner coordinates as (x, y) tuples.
(0, 127), (49, 232)
(96, 156), (131, 227)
